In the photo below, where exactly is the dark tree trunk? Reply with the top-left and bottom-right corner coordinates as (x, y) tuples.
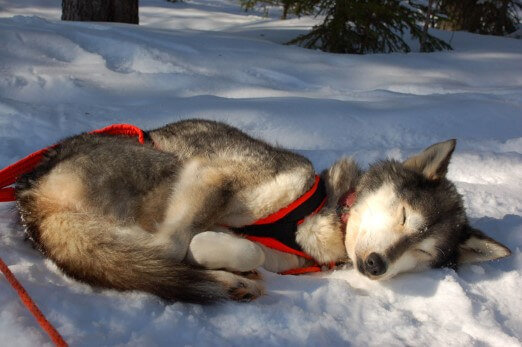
(420, 0), (435, 52)
(62, 0), (139, 25)
(281, 3), (289, 20)
(496, 0), (511, 35)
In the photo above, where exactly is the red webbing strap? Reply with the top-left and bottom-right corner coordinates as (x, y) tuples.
(90, 123), (146, 144)
(0, 257), (68, 347)
(0, 124), (146, 202)
(281, 261), (336, 275)
(0, 147), (51, 202)
(245, 236), (312, 259)
(0, 187), (15, 202)
(281, 266), (322, 275)
(246, 236), (336, 275)
(235, 175), (332, 275)
(253, 175), (322, 225)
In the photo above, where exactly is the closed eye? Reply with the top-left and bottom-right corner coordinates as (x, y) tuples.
(400, 206), (406, 226)
(415, 249), (432, 257)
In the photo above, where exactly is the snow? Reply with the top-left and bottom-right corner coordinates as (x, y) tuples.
(0, 0), (521, 345)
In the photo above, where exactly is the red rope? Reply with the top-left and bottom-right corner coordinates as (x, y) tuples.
(0, 148), (50, 202)
(0, 124), (146, 345)
(0, 257), (68, 346)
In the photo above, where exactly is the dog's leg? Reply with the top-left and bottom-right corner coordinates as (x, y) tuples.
(186, 231), (265, 272)
(258, 244), (309, 273)
(156, 159), (236, 261)
(187, 231), (314, 274)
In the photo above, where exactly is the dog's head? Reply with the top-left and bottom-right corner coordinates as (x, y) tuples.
(345, 139), (511, 280)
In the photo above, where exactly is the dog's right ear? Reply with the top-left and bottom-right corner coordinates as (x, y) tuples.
(458, 226), (511, 264)
(403, 139), (456, 180)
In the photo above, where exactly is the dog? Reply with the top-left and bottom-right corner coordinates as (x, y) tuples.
(15, 119), (511, 303)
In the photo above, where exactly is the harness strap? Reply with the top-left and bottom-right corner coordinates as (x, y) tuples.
(231, 175), (327, 256)
(230, 175), (335, 275)
(251, 175), (326, 225)
(0, 147), (49, 202)
(281, 262), (336, 275)
(232, 181), (356, 275)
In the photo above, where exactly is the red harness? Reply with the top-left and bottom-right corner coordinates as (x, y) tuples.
(236, 178), (356, 276)
(233, 175), (327, 258)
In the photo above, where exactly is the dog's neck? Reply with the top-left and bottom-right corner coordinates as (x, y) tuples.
(295, 157), (361, 264)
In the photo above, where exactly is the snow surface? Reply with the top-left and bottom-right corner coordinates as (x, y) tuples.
(0, 0), (521, 346)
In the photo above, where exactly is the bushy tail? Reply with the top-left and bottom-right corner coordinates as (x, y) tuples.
(25, 211), (262, 304)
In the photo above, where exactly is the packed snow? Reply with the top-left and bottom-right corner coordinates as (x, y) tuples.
(0, 0), (521, 346)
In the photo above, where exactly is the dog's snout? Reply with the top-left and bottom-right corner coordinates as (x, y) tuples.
(364, 253), (387, 277)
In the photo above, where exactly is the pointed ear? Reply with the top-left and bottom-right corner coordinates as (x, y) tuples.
(403, 139), (456, 180)
(458, 226), (511, 264)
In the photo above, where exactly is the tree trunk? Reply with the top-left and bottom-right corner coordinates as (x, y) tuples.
(420, 0), (435, 52)
(281, 3), (289, 20)
(495, 0), (511, 35)
(62, 0), (139, 24)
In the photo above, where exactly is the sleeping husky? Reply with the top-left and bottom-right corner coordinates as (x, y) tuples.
(15, 119), (510, 303)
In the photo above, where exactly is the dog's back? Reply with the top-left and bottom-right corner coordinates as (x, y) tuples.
(149, 119), (312, 173)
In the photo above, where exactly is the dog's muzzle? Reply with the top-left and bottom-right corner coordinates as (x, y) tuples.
(357, 253), (387, 278)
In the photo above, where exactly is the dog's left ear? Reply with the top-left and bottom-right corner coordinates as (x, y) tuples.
(458, 226), (511, 264)
(403, 139), (456, 180)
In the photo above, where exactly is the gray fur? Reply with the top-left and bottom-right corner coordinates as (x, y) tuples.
(149, 119), (313, 176)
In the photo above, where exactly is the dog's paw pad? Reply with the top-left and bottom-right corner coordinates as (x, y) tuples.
(228, 278), (264, 302)
(212, 270), (265, 302)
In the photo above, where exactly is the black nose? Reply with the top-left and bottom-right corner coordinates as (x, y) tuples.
(364, 253), (387, 276)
